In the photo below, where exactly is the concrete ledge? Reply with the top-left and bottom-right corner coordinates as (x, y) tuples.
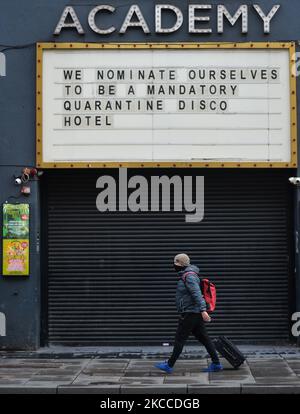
(242, 384), (300, 394)
(2, 383), (300, 395)
(58, 385), (121, 394)
(120, 385), (187, 394)
(0, 386), (57, 394)
(188, 385), (241, 394)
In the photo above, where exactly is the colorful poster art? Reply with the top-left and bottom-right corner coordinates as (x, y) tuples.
(2, 204), (30, 276)
(2, 240), (29, 276)
(3, 204), (29, 239)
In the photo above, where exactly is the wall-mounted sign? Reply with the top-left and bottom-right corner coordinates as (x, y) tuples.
(3, 203), (29, 239)
(36, 42), (297, 168)
(53, 4), (281, 36)
(2, 240), (29, 276)
(2, 204), (29, 276)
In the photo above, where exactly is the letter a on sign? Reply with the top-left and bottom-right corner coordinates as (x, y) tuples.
(54, 6), (85, 35)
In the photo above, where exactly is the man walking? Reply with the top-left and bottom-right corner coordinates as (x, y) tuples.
(155, 253), (223, 373)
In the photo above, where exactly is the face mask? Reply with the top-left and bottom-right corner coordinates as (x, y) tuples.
(174, 264), (184, 272)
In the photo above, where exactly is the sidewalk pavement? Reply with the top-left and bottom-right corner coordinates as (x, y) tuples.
(0, 345), (300, 394)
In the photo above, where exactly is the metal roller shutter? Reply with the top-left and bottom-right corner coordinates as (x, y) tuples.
(44, 169), (293, 345)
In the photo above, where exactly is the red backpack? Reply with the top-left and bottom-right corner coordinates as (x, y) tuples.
(182, 272), (217, 312)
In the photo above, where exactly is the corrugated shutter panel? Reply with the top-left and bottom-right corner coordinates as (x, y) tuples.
(45, 169), (292, 345)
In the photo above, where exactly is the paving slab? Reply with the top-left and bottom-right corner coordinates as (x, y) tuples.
(209, 369), (253, 384)
(246, 356), (283, 362)
(0, 379), (28, 385)
(45, 359), (88, 363)
(127, 360), (159, 366)
(285, 363), (300, 370)
(170, 359), (208, 365)
(149, 370), (202, 377)
(1, 363), (63, 369)
(254, 377), (300, 384)
(34, 370), (79, 376)
(210, 380), (247, 386)
(84, 363), (128, 369)
(119, 377), (164, 385)
(154, 360), (208, 366)
(283, 356), (300, 360)
(127, 367), (162, 373)
(210, 378), (255, 385)
(82, 368), (127, 375)
(94, 358), (130, 362)
(162, 367), (208, 374)
(249, 368), (296, 377)
(84, 360), (128, 365)
(247, 359), (287, 365)
(25, 376), (75, 382)
(127, 360), (209, 369)
(0, 370), (39, 376)
(210, 369), (251, 376)
(24, 381), (72, 386)
(73, 374), (121, 385)
(164, 375), (209, 385)
(285, 361), (300, 365)
(124, 371), (152, 377)
(86, 361), (128, 366)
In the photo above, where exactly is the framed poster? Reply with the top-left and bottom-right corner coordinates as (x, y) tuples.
(3, 203), (29, 239)
(2, 204), (30, 276)
(2, 240), (29, 276)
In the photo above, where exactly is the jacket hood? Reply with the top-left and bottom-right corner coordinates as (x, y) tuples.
(177, 264), (199, 276)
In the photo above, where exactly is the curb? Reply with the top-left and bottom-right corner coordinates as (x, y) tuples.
(0, 386), (57, 394)
(58, 385), (121, 394)
(188, 385), (241, 394)
(120, 384), (187, 394)
(1, 384), (300, 394)
(241, 384), (300, 394)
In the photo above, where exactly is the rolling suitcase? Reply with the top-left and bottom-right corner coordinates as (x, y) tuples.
(213, 336), (246, 369)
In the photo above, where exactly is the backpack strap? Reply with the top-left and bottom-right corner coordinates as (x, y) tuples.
(182, 271), (198, 284)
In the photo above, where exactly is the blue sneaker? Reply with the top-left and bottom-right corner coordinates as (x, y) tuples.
(155, 361), (174, 374)
(203, 362), (223, 372)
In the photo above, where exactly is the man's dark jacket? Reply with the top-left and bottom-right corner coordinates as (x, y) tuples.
(176, 265), (207, 313)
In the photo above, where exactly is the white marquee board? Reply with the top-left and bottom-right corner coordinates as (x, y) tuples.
(38, 44), (296, 167)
